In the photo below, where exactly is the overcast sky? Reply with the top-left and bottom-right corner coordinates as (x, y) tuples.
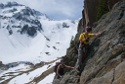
(0, 0), (83, 20)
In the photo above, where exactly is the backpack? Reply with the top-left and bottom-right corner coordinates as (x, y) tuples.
(54, 62), (61, 72)
(77, 33), (88, 49)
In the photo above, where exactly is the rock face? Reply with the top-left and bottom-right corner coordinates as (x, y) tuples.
(84, 0), (100, 26)
(53, 0), (125, 84)
(108, 0), (121, 10)
(80, 1), (125, 84)
(83, 0), (121, 26)
(0, 61), (4, 67)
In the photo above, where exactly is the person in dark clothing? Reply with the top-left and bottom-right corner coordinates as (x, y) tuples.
(55, 60), (74, 79)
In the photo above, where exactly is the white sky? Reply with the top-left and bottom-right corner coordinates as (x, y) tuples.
(0, 0), (83, 20)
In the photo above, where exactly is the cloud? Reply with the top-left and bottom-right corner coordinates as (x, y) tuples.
(0, 0), (83, 20)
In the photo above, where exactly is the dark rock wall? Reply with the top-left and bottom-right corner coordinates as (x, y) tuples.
(83, 0), (121, 26)
(84, 0), (99, 26)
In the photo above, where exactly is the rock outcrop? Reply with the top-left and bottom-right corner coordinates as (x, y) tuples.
(53, 0), (125, 84)
(84, 0), (100, 26)
(0, 61), (4, 68)
(108, 0), (121, 10)
(83, 0), (121, 26)
(80, 0), (125, 83)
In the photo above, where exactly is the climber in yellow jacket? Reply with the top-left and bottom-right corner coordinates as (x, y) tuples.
(76, 26), (105, 72)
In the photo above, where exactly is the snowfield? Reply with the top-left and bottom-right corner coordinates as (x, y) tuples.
(0, 2), (78, 84)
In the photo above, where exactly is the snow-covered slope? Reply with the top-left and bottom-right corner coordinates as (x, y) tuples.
(0, 2), (77, 64)
(0, 2), (78, 84)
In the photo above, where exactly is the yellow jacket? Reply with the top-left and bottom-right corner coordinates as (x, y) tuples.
(79, 32), (95, 44)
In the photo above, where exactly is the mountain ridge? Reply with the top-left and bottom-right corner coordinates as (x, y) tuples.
(0, 1), (78, 84)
